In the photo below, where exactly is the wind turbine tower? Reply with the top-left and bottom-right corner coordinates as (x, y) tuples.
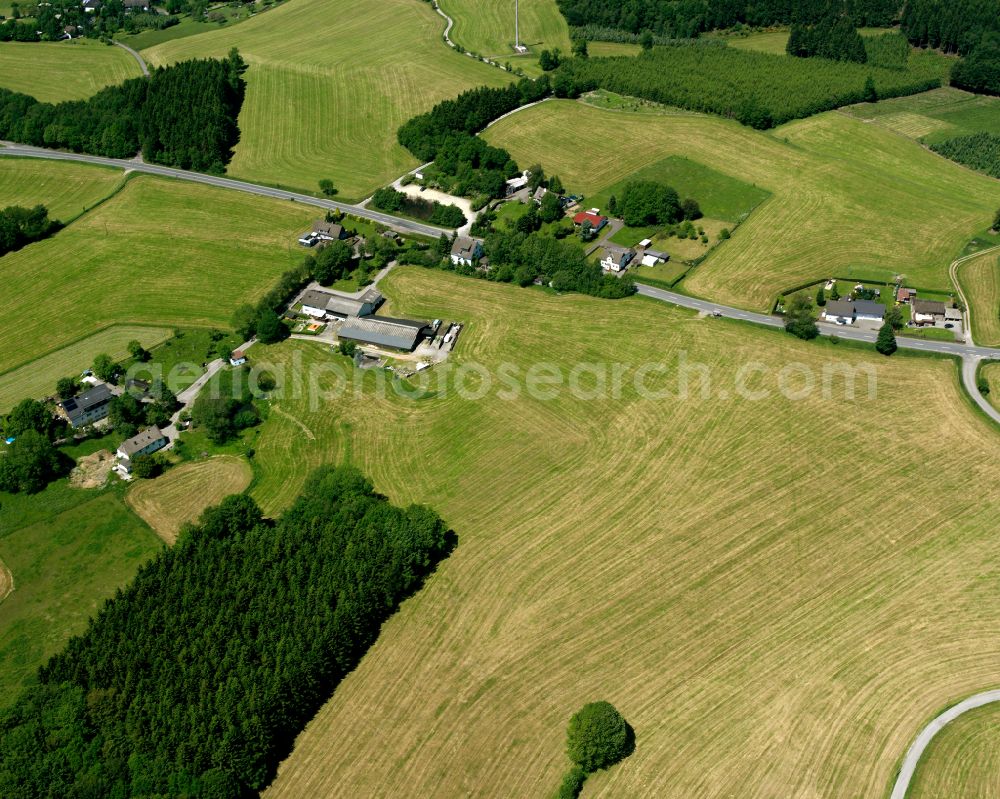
(514, 0), (527, 53)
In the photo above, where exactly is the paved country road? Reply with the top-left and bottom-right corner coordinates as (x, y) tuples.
(0, 143), (453, 238)
(113, 41), (149, 77)
(889, 690), (1000, 799)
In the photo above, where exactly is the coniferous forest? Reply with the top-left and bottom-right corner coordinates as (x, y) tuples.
(0, 50), (247, 172)
(0, 465), (452, 799)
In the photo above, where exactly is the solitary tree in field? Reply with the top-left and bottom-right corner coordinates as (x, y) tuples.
(319, 179), (337, 197)
(875, 321), (897, 355)
(128, 340), (150, 362)
(555, 701), (633, 798)
(640, 30), (654, 50)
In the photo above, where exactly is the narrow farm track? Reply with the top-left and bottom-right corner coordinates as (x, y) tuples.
(890, 690), (1000, 799)
(952, 246), (1000, 348)
(113, 41), (149, 77)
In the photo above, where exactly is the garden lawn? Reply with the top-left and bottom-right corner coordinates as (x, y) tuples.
(142, 0), (510, 200)
(0, 40), (142, 102)
(247, 268), (1000, 799)
(484, 100), (1000, 310)
(0, 174), (314, 375)
(0, 480), (161, 706)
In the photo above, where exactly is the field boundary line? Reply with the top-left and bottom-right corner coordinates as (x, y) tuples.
(888, 689), (1000, 799)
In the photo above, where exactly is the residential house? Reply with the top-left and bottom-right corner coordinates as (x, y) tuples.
(450, 236), (483, 266)
(337, 316), (431, 352)
(116, 428), (167, 463)
(600, 246), (635, 273)
(853, 300), (885, 323)
(532, 186), (548, 204)
(58, 383), (113, 428)
(572, 211), (607, 233)
(912, 299), (946, 325)
(300, 287), (383, 320)
(81, 0), (101, 11)
(229, 350), (247, 366)
(822, 299), (856, 324)
(896, 287), (915, 304)
(122, 0), (150, 9)
(298, 220), (346, 247)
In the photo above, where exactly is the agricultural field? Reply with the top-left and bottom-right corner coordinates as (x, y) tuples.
(0, 157), (125, 222)
(0, 40), (142, 102)
(484, 100), (1000, 309)
(126, 456), (253, 543)
(0, 479), (161, 705)
(718, 29), (791, 54)
(957, 252), (1000, 346)
(0, 324), (172, 412)
(980, 362), (1000, 414)
(241, 267), (1000, 798)
(0, 173), (312, 376)
(843, 87), (1000, 145)
(587, 41), (641, 58)
(437, 0), (571, 57)
(908, 703), (1000, 799)
(142, 0), (510, 200)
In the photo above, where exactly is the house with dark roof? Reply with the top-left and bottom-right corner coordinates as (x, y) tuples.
(640, 249), (669, 267)
(600, 246), (635, 273)
(853, 299), (885, 322)
(337, 316), (431, 352)
(450, 236), (483, 266)
(300, 287), (383, 319)
(58, 383), (113, 428)
(116, 428), (167, 462)
(822, 300), (856, 323)
(912, 299), (947, 325)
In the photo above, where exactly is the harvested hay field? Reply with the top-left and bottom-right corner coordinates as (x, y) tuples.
(958, 253), (1000, 347)
(908, 703), (1000, 799)
(0, 558), (11, 604)
(143, 0), (509, 199)
(69, 450), (113, 490)
(0, 157), (125, 222)
(249, 269), (1000, 799)
(483, 100), (1000, 310)
(0, 40), (142, 103)
(126, 456), (253, 543)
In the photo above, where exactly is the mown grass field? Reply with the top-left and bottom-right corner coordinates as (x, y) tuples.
(0, 40), (142, 102)
(0, 156), (125, 221)
(483, 100), (1000, 310)
(844, 87), (1000, 145)
(0, 325), (172, 412)
(126, 456), (253, 543)
(0, 174), (313, 376)
(437, 0), (570, 57)
(142, 0), (510, 199)
(240, 268), (1000, 798)
(0, 479), (161, 705)
(958, 252), (1000, 346)
(908, 703), (1000, 799)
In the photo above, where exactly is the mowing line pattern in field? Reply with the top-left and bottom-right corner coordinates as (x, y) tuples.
(0, 558), (11, 604)
(437, 0), (571, 57)
(0, 174), (314, 376)
(907, 702), (1000, 799)
(0, 325), (173, 413)
(247, 268), (1000, 799)
(142, 0), (510, 199)
(125, 456), (253, 544)
(844, 87), (1000, 146)
(958, 253), (1000, 347)
(483, 100), (1000, 310)
(0, 40), (142, 102)
(0, 156), (125, 222)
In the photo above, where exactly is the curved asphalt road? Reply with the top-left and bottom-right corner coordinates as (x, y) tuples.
(114, 41), (149, 77)
(889, 690), (1000, 799)
(0, 143), (452, 238)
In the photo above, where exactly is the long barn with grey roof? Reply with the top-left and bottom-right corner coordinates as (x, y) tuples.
(300, 287), (383, 319)
(337, 316), (431, 352)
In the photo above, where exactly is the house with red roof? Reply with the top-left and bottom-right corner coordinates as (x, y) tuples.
(572, 211), (607, 232)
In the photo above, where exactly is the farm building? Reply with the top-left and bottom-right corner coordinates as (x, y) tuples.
(640, 249), (669, 267)
(945, 307), (963, 325)
(573, 211), (607, 232)
(58, 383), (113, 428)
(601, 246), (636, 273)
(298, 220), (346, 247)
(532, 186), (548, 203)
(897, 287), (915, 303)
(450, 237), (483, 266)
(338, 316), (431, 352)
(300, 287), (383, 320)
(505, 173), (530, 195)
(912, 299), (947, 325)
